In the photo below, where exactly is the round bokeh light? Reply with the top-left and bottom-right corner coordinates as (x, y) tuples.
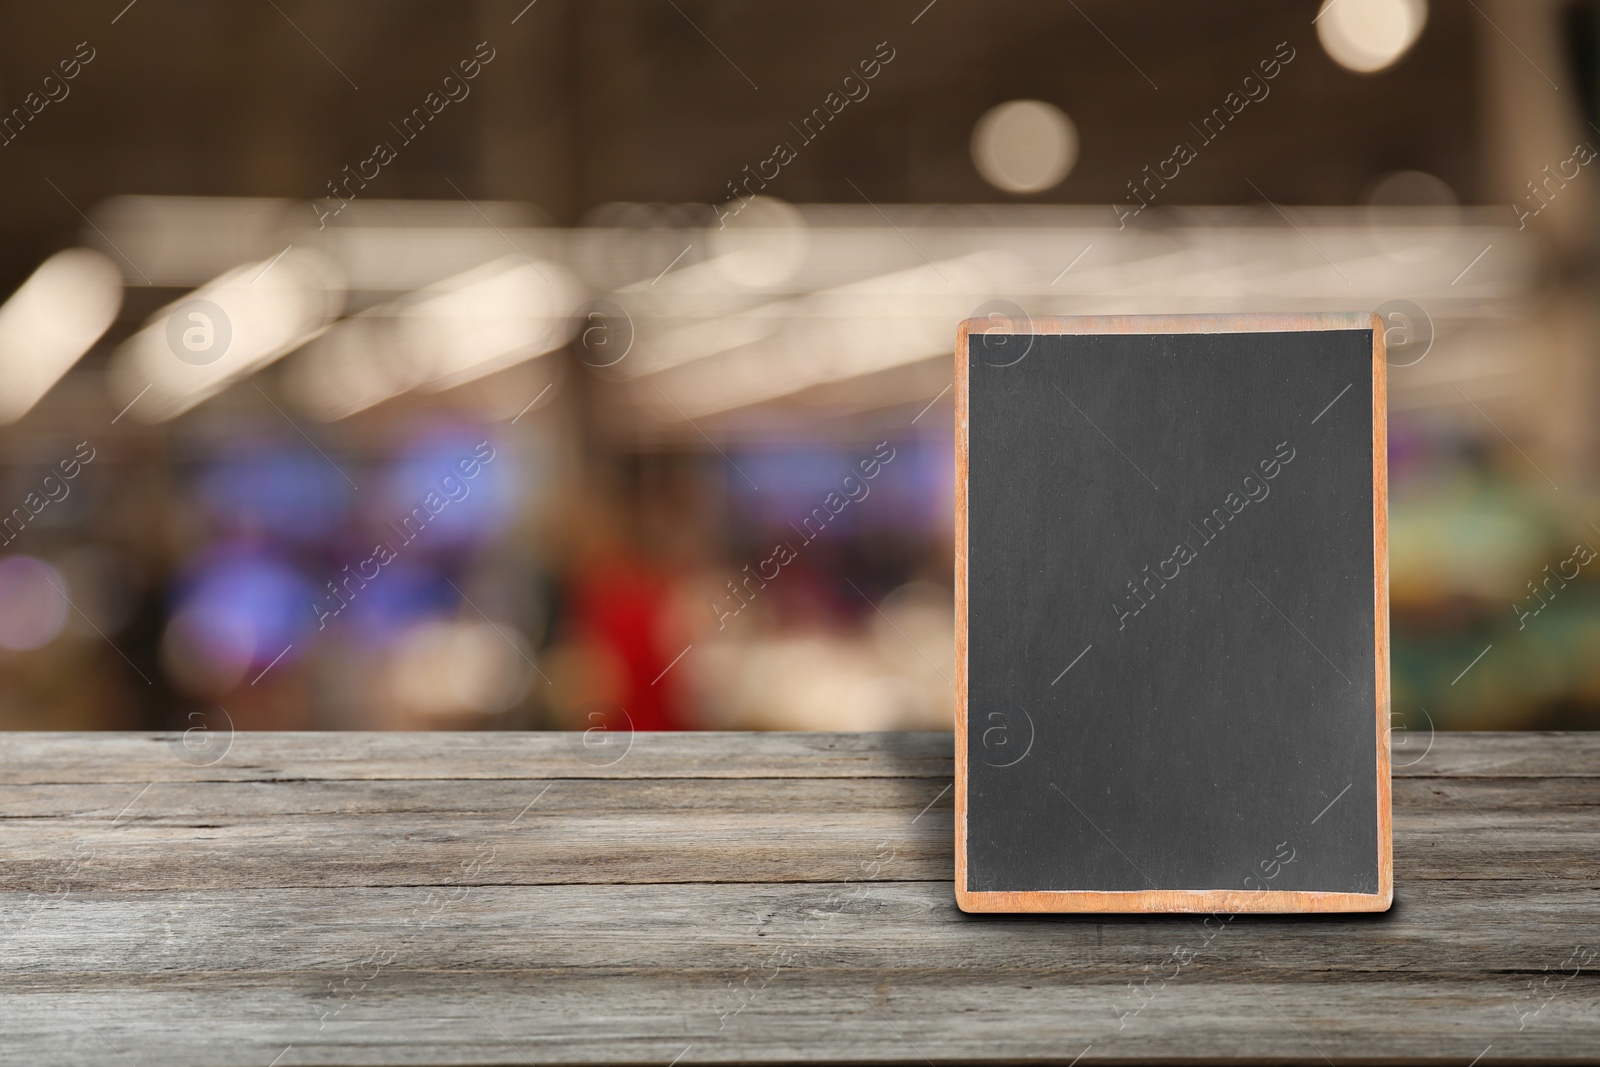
(971, 100), (1078, 194)
(1316, 0), (1427, 74)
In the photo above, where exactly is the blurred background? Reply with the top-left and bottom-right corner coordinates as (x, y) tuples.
(0, 0), (1595, 734)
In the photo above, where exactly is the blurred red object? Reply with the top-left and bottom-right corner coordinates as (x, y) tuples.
(568, 552), (687, 731)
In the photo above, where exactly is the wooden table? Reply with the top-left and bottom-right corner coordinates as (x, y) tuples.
(2, 731), (1596, 1065)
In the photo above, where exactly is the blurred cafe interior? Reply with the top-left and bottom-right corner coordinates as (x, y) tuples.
(0, 0), (1597, 734)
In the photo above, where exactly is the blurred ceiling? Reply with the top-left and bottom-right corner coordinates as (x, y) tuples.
(0, 0), (1483, 289)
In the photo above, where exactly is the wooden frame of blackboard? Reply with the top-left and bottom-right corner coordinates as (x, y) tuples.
(954, 312), (1391, 914)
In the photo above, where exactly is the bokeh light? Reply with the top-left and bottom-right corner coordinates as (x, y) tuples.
(382, 428), (518, 549)
(0, 557), (70, 651)
(199, 442), (352, 543)
(340, 563), (457, 648)
(971, 100), (1078, 194)
(1316, 0), (1427, 74)
(707, 196), (809, 289)
(0, 250), (121, 424)
(161, 547), (313, 696)
(387, 618), (535, 720)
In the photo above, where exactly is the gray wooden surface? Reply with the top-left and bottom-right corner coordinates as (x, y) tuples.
(1, 730), (1596, 1065)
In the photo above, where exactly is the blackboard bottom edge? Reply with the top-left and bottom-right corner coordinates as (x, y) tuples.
(954, 887), (1394, 915)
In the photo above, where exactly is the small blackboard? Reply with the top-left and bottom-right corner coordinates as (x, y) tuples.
(955, 313), (1391, 913)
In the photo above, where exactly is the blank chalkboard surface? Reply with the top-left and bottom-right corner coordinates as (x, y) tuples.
(954, 313), (1391, 914)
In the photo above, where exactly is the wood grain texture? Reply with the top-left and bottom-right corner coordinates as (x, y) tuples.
(0, 731), (1596, 1065)
(1, 727), (1590, 780)
(954, 317), (973, 928)
(0, 729), (951, 785)
(958, 311), (1381, 337)
(1371, 312), (1395, 914)
(956, 313), (1392, 915)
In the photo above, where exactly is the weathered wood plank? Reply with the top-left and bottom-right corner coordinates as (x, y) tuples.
(1388, 729), (1600, 778)
(0, 777), (1594, 892)
(5, 977), (1592, 1067)
(0, 731), (955, 785)
(9, 883), (1600, 1062)
(2, 883), (1596, 1063)
(1, 731), (1595, 785)
(5, 881), (1598, 978)
(0, 732), (1595, 1065)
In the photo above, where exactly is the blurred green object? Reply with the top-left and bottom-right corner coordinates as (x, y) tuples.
(1390, 461), (1600, 730)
